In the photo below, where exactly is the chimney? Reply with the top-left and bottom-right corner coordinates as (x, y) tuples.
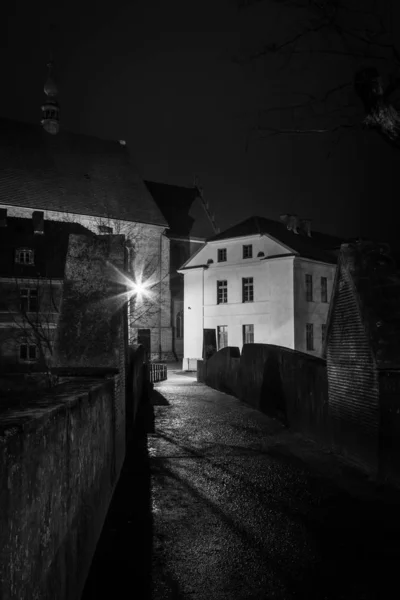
(301, 219), (312, 237)
(0, 208), (7, 227)
(33, 211), (44, 234)
(280, 213), (299, 234)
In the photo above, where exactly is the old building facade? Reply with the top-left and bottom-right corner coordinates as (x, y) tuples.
(0, 117), (174, 360)
(179, 216), (343, 370)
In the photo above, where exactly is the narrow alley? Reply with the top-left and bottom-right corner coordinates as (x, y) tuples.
(82, 370), (400, 600)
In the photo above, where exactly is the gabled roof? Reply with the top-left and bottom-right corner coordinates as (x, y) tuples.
(0, 217), (94, 279)
(0, 117), (167, 227)
(144, 180), (215, 239)
(207, 216), (345, 264)
(327, 242), (400, 369)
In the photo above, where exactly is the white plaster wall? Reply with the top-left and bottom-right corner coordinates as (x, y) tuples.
(203, 256), (295, 350)
(293, 257), (337, 355)
(182, 268), (204, 367)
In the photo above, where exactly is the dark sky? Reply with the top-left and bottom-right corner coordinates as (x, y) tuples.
(1, 0), (398, 244)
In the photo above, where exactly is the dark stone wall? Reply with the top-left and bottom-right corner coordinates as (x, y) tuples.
(203, 344), (331, 449)
(0, 378), (123, 600)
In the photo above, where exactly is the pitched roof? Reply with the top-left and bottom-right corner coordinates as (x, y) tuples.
(207, 216), (345, 264)
(330, 242), (400, 369)
(0, 216), (94, 279)
(0, 117), (167, 227)
(144, 180), (215, 238)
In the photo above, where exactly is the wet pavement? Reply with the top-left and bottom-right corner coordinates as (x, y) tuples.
(82, 371), (400, 600)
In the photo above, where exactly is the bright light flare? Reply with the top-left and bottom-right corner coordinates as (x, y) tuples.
(106, 261), (155, 303)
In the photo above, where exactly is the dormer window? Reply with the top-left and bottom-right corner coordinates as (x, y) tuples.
(98, 225), (113, 234)
(15, 248), (34, 265)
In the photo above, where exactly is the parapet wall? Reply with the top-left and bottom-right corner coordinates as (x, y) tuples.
(0, 377), (124, 600)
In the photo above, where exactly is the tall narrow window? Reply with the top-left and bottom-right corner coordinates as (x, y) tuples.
(243, 244), (253, 259)
(217, 326), (228, 350)
(20, 289), (38, 312)
(306, 323), (314, 351)
(217, 248), (227, 262)
(217, 280), (228, 304)
(305, 274), (313, 302)
(321, 323), (327, 346)
(243, 324), (254, 344)
(242, 277), (254, 302)
(321, 277), (328, 303)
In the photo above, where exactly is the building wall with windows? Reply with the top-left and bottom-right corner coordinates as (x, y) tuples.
(293, 258), (336, 355)
(180, 225), (339, 369)
(180, 235), (297, 368)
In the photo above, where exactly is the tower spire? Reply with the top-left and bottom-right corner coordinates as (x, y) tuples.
(41, 56), (60, 134)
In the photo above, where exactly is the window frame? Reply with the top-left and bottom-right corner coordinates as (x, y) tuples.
(19, 343), (38, 362)
(176, 311), (183, 339)
(217, 248), (227, 263)
(306, 323), (314, 351)
(242, 277), (254, 303)
(217, 325), (228, 350)
(243, 244), (253, 259)
(321, 276), (328, 303)
(243, 324), (254, 344)
(321, 323), (327, 346)
(15, 248), (35, 265)
(20, 288), (38, 313)
(305, 274), (313, 302)
(217, 280), (228, 304)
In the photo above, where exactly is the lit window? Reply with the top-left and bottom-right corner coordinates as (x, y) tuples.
(305, 274), (313, 302)
(217, 325), (228, 350)
(306, 323), (314, 351)
(243, 245), (253, 259)
(15, 248), (34, 265)
(243, 324), (254, 344)
(322, 323), (327, 346)
(321, 277), (328, 303)
(176, 311), (183, 339)
(20, 289), (38, 312)
(19, 344), (38, 361)
(217, 248), (227, 262)
(242, 277), (254, 303)
(217, 280), (228, 304)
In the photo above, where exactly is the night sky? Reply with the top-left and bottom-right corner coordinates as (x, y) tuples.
(1, 0), (398, 245)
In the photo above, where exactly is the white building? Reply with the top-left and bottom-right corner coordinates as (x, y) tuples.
(178, 215), (343, 370)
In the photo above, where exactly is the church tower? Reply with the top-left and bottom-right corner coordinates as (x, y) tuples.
(41, 60), (60, 135)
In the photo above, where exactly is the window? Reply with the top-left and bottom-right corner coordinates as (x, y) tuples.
(15, 248), (34, 265)
(217, 280), (228, 304)
(242, 277), (254, 303)
(322, 324), (327, 346)
(217, 248), (227, 262)
(217, 326), (228, 350)
(243, 244), (253, 259)
(176, 311), (183, 339)
(19, 344), (38, 361)
(321, 277), (328, 303)
(20, 289), (38, 312)
(305, 274), (313, 302)
(306, 323), (314, 351)
(243, 324), (254, 344)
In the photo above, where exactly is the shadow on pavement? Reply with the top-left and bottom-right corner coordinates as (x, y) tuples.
(81, 398), (154, 599)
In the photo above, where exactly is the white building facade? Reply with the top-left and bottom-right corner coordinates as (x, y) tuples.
(179, 216), (339, 370)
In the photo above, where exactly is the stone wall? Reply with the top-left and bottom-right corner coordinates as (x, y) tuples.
(0, 378), (123, 600)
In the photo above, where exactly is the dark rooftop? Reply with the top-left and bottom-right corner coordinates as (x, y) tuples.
(144, 180), (215, 239)
(207, 216), (346, 264)
(0, 117), (167, 227)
